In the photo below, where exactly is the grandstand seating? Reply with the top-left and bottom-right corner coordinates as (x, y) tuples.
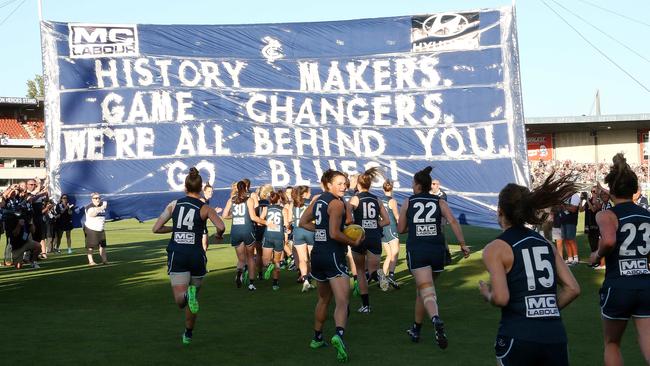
(21, 120), (45, 139)
(0, 118), (31, 139)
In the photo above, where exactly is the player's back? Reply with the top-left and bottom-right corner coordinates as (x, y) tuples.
(169, 196), (205, 253)
(497, 226), (566, 343)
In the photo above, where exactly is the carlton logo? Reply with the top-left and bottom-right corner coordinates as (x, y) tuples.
(68, 24), (139, 59)
(525, 294), (560, 318)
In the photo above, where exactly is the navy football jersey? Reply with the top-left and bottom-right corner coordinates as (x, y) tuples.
(605, 202), (650, 289)
(168, 196), (205, 253)
(353, 191), (382, 240)
(497, 226), (566, 343)
(231, 197), (252, 231)
(312, 192), (347, 258)
(265, 204), (285, 241)
(406, 193), (444, 250)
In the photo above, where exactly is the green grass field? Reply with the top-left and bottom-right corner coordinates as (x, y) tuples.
(0, 219), (645, 365)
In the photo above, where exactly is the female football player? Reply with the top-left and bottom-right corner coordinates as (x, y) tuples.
(152, 168), (226, 345)
(397, 166), (469, 348)
(479, 172), (580, 365)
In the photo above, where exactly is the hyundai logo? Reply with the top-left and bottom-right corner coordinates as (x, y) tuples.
(422, 13), (470, 38)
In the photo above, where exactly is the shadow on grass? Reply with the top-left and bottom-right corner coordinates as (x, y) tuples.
(0, 221), (645, 365)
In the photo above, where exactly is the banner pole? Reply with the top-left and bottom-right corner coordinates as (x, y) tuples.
(37, 0), (43, 21)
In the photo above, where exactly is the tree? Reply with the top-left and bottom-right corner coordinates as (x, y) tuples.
(26, 74), (44, 99)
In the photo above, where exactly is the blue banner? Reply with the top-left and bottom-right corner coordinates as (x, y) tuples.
(41, 7), (528, 228)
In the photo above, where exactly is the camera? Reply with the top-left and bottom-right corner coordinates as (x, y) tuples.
(580, 191), (588, 200)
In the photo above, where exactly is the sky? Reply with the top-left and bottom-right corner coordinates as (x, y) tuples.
(0, 0), (648, 117)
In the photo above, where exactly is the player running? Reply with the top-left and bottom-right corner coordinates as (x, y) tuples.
(290, 185), (316, 292)
(261, 191), (290, 290)
(381, 179), (401, 290)
(590, 153), (650, 366)
(300, 169), (363, 363)
(349, 167), (390, 312)
(397, 166), (469, 348)
(479, 173), (580, 365)
(222, 180), (267, 290)
(152, 167), (226, 345)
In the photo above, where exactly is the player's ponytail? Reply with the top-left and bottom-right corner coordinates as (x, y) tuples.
(413, 166), (433, 192)
(292, 186), (309, 207)
(383, 179), (394, 193)
(499, 172), (577, 227)
(604, 153), (637, 199)
(234, 180), (248, 204)
(269, 191), (281, 204)
(357, 167), (384, 190)
(185, 167), (202, 193)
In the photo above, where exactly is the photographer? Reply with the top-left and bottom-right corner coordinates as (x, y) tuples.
(84, 193), (108, 265)
(582, 188), (602, 268)
(1, 183), (42, 269)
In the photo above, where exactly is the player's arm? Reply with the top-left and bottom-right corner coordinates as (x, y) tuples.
(344, 200), (354, 225)
(553, 245), (580, 309)
(286, 203), (294, 224)
(378, 198), (390, 228)
(283, 206), (291, 230)
(152, 201), (176, 234)
(328, 199), (363, 247)
(591, 210), (618, 263)
(204, 205), (226, 239)
(221, 199), (232, 219)
(397, 198), (409, 234)
(479, 240), (510, 307)
(440, 199), (469, 257)
(247, 199), (266, 225)
(299, 199), (317, 232)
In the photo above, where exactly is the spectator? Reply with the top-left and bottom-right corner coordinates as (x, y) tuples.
(431, 179), (451, 264)
(1, 183), (41, 268)
(54, 194), (74, 254)
(559, 191), (581, 266)
(582, 187), (605, 269)
(633, 187), (649, 210)
(84, 192), (108, 265)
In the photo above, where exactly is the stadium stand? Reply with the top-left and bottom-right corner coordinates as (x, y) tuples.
(0, 117), (31, 139)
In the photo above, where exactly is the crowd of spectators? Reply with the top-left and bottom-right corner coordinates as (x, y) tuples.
(0, 178), (75, 269)
(529, 159), (650, 186)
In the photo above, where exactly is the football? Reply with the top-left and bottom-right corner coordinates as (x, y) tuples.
(343, 224), (365, 241)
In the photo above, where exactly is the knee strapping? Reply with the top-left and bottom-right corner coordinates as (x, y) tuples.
(418, 285), (437, 305)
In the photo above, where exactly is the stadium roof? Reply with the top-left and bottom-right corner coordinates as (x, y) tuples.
(525, 113), (650, 133)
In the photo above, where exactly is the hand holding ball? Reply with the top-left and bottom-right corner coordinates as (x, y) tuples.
(343, 224), (365, 244)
